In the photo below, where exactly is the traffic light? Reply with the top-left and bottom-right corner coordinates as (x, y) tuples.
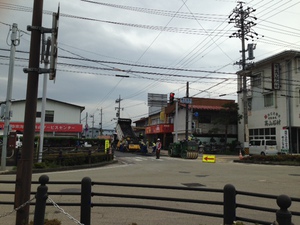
(192, 121), (195, 129)
(49, 7), (59, 80)
(170, 92), (175, 104)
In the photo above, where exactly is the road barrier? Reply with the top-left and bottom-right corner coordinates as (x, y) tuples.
(0, 176), (299, 225)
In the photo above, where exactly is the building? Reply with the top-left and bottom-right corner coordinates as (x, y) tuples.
(0, 98), (84, 137)
(83, 127), (114, 139)
(237, 50), (300, 153)
(165, 97), (238, 144)
(135, 97), (239, 149)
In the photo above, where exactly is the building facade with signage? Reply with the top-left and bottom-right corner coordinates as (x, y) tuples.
(165, 98), (238, 144)
(0, 98), (84, 137)
(237, 50), (300, 153)
(134, 96), (239, 149)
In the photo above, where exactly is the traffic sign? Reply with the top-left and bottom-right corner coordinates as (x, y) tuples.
(202, 154), (216, 163)
(180, 97), (192, 104)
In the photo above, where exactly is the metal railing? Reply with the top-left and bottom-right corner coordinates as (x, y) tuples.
(0, 175), (299, 225)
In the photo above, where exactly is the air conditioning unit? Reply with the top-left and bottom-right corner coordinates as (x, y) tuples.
(196, 128), (202, 134)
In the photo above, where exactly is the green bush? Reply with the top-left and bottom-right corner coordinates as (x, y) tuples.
(41, 151), (108, 168)
(33, 162), (47, 169)
(242, 154), (300, 164)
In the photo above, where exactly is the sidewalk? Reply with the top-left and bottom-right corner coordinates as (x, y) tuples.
(0, 166), (14, 174)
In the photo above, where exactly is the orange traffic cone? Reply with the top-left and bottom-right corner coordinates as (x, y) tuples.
(239, 151), (243, 160)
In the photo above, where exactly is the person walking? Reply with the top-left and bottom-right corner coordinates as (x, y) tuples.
(152, 141), (156, 154)
(156, 138), (162, 159)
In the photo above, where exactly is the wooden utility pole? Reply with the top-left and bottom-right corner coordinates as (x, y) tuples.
(14, 0), (44, 224)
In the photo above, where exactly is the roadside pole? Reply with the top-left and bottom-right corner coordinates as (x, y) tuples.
(185, 82), (189, 141)
(14, 0), (44, 224)
(38, 37), (51, 163)
(1, 23), (19, 171)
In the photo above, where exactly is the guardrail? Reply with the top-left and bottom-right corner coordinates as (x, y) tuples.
(0, 175), (299, 225)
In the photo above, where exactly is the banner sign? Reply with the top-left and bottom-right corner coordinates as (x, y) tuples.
(145, 124), (174, 134)
(272, 63), (281, 90)
(280, 129), (289, 153)
(0, 122), (83, 133)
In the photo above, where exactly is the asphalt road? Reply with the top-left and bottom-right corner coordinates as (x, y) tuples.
(1, 151), (299, 225)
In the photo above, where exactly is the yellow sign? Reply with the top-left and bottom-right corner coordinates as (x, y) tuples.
(202, 154), (216, 163)
(105, 140), (110, 153)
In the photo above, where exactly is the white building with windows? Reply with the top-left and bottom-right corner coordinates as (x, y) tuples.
(237, 50), (300, 153)
(0, 98), (84, 137)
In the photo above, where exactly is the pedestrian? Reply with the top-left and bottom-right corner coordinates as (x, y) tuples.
(156, 138), (162, 159)
(152, 141), (156, 154)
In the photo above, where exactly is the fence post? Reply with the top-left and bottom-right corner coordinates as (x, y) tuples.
(81, 177), (92, 225)
(223, 184), (236, 225)
(33, 175), (49, 225)
(276, 194), (293, 225)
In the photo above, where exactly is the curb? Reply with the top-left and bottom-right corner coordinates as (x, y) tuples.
(0, 159), (119, 175)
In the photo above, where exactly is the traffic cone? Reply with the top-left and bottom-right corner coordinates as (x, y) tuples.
(239, 151), (243, 160)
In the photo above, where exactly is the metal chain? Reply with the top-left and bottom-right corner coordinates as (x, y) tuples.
(0, 196), (36, 218)
(47, 197), (84, 225)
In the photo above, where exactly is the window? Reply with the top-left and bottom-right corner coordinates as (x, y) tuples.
(36, 110), (54, 122)
(199, 114), (211, 123)
(249, 128), (276, 140)
(45, 110), (54, 122)
(251, 74), (261, 87)
(264, 93), (274, 107)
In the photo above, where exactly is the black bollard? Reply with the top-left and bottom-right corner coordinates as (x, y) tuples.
(81, 177), (92, 225)
(33, 175), (49, 225)
(223, 184), (236, 225)
(276, 194), (293, 225)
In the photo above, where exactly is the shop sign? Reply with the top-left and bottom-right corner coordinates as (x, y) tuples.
(272, 63), (281, 90)
(0, 122), (83, 133)
(145, 124), (174, 134)
(264, 112), (281, 126)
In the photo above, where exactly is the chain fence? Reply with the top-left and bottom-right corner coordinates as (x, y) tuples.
(0, 196), (35, 219)
(48, 197), (84, 225)
(0, 196), (84, 225)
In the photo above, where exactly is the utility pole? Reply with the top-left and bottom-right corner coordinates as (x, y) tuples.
(99, 108), (103, 135)
(1, 23), (19, 171)
(229, 2), (258, 154)
(185, 82), (189, 141)
(115, 95), (123, 119)
(90, 114), (95, 138)
(85, 112), (88, 137)
(14, 0), (44, 224)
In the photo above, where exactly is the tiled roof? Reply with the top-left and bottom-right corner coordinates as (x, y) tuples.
(190, 105), (223, 110)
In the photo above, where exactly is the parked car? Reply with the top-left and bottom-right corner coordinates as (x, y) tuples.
(249, 139), (278, 155)
(83, 142), (92, 147)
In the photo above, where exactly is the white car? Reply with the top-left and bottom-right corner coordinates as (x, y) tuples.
(249, 139), (278, 155)
(83, 142), (92, 147)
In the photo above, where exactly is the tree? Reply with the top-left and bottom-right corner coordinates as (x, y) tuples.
(213, 102), (242, 145)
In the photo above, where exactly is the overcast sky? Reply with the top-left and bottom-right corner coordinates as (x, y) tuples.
(1, 0), (300, 129)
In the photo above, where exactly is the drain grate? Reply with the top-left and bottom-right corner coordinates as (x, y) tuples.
(182, 183), (205, 188)
(178, 171), (190, 174)
(289, 174), (300, 176)
(195, 175), (208, 178)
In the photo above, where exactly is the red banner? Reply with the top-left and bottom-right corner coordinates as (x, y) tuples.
(145, 124), (174, 134)
(0, 122), (82, 133)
